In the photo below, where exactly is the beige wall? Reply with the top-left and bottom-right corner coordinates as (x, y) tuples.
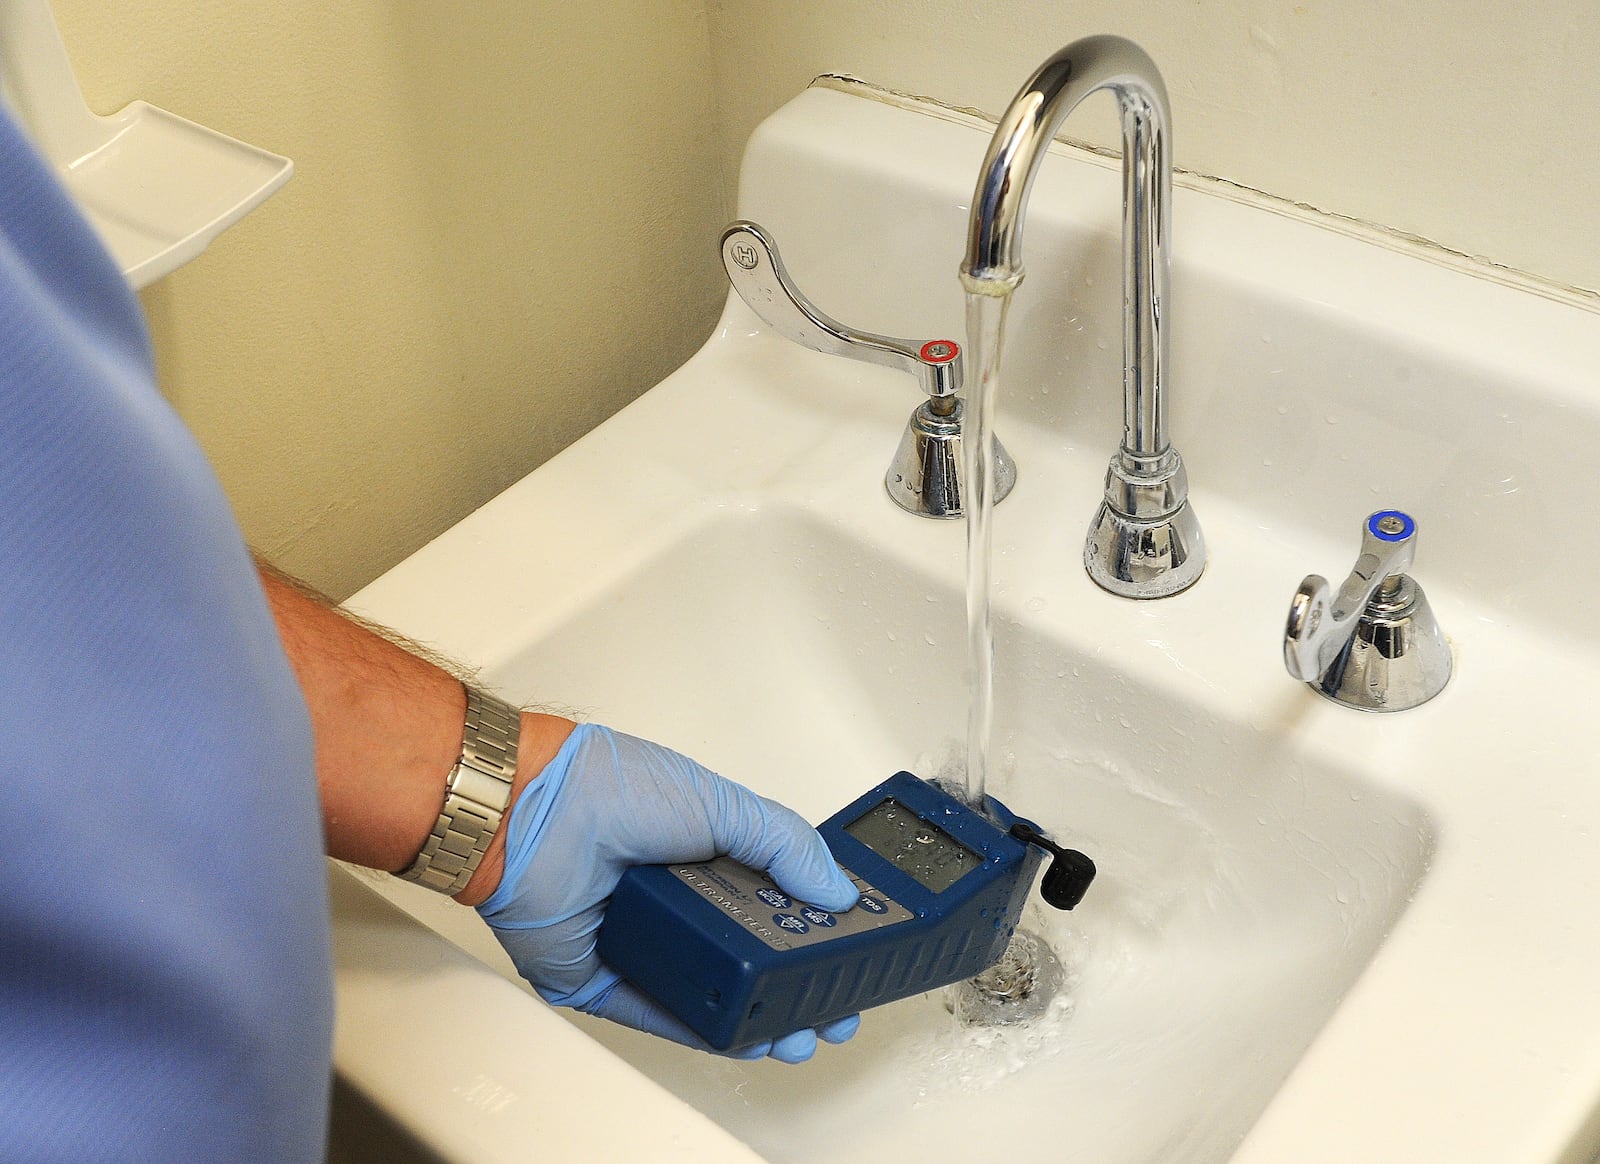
(38, 3), (1600, 595)
(707, 0), (1600, 297)
(51, 1), (728, 599)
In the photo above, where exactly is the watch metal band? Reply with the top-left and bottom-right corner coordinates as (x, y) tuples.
(398, 686), (520, 895)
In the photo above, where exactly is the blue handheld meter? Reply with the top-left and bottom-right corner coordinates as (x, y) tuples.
(596, 770), (1094, 1052)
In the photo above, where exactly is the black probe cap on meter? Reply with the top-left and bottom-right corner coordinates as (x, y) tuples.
(1009, 822), (1097, 910)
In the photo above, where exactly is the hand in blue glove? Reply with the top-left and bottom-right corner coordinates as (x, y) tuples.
(476, 723), (861, 1063)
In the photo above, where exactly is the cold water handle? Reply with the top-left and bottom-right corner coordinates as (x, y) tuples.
(1284, 509), (1452, 712)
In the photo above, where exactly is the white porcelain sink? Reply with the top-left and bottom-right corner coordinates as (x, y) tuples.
(331, 81), (1600, 1164)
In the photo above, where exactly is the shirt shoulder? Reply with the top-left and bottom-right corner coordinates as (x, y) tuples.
(0, 105), (333, 1163)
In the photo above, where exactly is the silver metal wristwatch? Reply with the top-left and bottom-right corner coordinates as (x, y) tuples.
(398, 686), (521, 895)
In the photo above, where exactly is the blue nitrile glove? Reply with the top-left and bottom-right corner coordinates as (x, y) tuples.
(476, 723), (862, 1063)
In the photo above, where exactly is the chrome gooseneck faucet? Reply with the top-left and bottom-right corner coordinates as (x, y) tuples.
(963, 35), (1204, 598)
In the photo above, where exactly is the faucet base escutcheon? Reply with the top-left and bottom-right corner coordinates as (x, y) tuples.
(886, 398), (1017, 519)
(1085, 498), (1205, 599)
(1084, 446), (1204, 598)
(1307, 574), (1451, 712)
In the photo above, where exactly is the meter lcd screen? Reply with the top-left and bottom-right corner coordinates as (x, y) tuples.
(844, 798), (981, 892)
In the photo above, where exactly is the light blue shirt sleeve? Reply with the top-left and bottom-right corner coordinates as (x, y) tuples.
(0, 106), (334, 1161)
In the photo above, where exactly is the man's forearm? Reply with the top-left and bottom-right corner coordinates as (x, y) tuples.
(255, 561), (572, 904)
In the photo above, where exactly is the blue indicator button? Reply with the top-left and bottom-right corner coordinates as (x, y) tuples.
(756, 887), (792, 909)
(800, 907), (836, 927)
(774, 913), (810, 934)
(1367, 510), (1415, 542)
(857, 895), (889, 915)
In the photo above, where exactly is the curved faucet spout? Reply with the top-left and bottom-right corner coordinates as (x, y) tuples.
(963, 35), (1202, 599)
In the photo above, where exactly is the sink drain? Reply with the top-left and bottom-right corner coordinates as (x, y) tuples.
(945, 929), (1064, 1026)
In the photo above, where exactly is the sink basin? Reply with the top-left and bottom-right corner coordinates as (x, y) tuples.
(487, 508), (1430, 1162)
(331, 80), (1600, 1163)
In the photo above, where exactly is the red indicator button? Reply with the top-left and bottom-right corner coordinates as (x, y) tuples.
(919, 339), (960, 364)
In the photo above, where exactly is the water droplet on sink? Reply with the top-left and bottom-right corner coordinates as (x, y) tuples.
(923, 632), (937, 646)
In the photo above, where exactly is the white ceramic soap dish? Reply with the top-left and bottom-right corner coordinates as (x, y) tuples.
(0, 0), (292, 288)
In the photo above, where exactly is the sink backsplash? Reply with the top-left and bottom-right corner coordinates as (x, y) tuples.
(737, 81), (1599, 650)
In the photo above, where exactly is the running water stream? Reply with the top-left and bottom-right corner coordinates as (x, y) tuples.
(948, 278), (1064, 1024)
(959, 285), (1011, 812)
